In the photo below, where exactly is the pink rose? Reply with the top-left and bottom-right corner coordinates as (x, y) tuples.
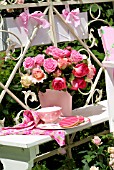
(58, 58), (69, 69)
(72, 63), (89, 77)
(66, 46), (72, 50)
(92, 136), (102, 146)
(23, 57), (35, 70)
(45, 46), (70, 59)
(45, 46), (62, 59)
(71, 78), (86, 90)
(45, 46), (56, 55)
(62, 49), (71, 58)
(43, 58), (57, 73)
(52, 77), (67, 90)
(34, 54), (45, 66)
(32, 68), (46, 83)
(70, 50), (83, 63)
(87, 64), (96, 79)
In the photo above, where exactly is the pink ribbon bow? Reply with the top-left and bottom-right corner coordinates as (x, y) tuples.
(19, 11), (50, 33)
(62, 5), (80, 28)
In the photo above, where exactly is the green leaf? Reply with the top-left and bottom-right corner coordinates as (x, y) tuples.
(83, 163), (90, 170)
(11, 85), (22, 91)
(67, 82), (71, 89)
(91, 5), (99, 13)
(92, 50), (105, 60)
(3, 109), (9, 115)
(106, 9), (114, 18)
(84, 155), (92, 163)
(69, 74), (75, 82)
(78, 150), (87, 154)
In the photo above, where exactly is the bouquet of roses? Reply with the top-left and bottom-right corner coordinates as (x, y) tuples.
(20, 46), (96, 94)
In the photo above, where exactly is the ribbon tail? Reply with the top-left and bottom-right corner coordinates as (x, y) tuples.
(40, 18), (50, 28)
(74, 18), (80, 28)
(31, 16), (50, 29)
(19, 12), (29, 34)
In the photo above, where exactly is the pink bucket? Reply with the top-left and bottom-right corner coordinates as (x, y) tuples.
(38, 89), (72, 116)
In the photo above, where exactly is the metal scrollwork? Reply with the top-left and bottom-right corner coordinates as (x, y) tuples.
(22, 90), (41, 110)
(0, 29), (23, 60)
(84, 4), (110, 49)
(90, 3), (101, 20)
(7, 0), (17, 4)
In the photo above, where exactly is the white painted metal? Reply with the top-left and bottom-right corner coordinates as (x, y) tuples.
(0, 0), (113, 10)
(103, 62), (114, 132)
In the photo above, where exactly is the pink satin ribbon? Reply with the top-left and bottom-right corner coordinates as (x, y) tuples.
(62, 5), (80, 28)
(19, 11), (50, 33)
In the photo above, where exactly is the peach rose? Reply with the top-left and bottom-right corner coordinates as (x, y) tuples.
(53, 69), (62, 77)
(87, 64), (96, 80)
(58, 58), (69, 69)
(32, 68), (46, 83)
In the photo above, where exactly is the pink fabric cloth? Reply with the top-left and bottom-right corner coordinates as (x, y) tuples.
(0, 110), (65, 146)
